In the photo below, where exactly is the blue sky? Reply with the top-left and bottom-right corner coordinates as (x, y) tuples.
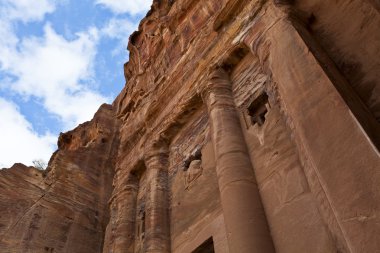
(0, 0), (152, 168)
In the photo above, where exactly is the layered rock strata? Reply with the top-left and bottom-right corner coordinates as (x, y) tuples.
(0, 105), (120, 252)
(1, 0), (380, 253)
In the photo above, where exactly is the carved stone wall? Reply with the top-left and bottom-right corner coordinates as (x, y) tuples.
(1, 0), (379, 252)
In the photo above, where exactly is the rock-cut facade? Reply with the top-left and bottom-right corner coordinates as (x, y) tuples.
(1, 0), (380, 252)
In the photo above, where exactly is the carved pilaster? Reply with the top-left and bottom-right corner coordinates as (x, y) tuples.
(144, 144), (170, 253)
(201, 68), (275, 253)
(103, 173), (139, 253)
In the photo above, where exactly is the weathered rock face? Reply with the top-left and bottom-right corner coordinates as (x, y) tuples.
(1, 0), (380, 253)
(0, 104), (120, 252)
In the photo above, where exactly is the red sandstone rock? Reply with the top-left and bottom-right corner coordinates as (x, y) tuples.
(0, 104), (120, 252)
(1, 0), (380, 252)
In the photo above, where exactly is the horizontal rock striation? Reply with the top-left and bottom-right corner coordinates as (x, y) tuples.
(0, 104), (120, 253)
(1, 0), (379, 252)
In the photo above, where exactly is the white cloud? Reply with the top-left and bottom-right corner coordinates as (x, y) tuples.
(0, 1), (111, 168)
(0, 98), (56, 168)
(0, 24), (110, 129)
(0, 0), (55, 22)
(0, 0), (141, 167)
(102, 18), (138, 40)
(95, 0), (152, 15)
(101, 17), (139, 55)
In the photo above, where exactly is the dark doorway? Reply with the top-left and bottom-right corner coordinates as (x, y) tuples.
(192, 237), (215, 253)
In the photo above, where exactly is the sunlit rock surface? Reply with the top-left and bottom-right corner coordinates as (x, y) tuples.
(1, 0), (379, 252)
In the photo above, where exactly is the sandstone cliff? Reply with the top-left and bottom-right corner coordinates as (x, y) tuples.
(0, 104), (120, 252)
(1, 0), (380, 253)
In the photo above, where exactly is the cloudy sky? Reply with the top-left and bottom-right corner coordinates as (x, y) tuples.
(0, 0), (152, 168)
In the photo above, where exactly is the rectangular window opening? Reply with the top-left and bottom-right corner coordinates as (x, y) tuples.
(248, 92), (269, 126)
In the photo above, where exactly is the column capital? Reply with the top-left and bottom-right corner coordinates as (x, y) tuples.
(199, 67), (235, 110)
(108, 172), (139, 206)
(199, 68), (232, 99)
(144, 140), (169, 169)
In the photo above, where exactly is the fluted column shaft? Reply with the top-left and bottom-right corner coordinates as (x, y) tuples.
(201, 68), (275, 253)
(144, 148), (170, 253)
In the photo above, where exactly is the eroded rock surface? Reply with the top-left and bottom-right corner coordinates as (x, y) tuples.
(0, 104), (120, 253)
(1, 0), (380, 253)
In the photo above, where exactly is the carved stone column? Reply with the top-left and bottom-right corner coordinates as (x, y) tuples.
(144, 145), (170, 253)
(103, 172), (138, 253)
(201, 68), (275, 253)
(244, 5), (380, 251)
